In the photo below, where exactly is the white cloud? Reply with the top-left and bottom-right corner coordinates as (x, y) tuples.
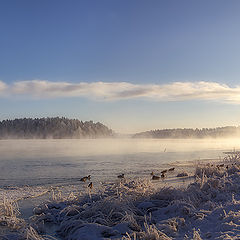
(1, 80), (240, 103)
(0, 80), (8, 95)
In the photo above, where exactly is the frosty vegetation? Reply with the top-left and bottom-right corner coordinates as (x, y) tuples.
(1, 152), (240, 239)
(133, 126), (240, 139)
(0, 118), (113, 139)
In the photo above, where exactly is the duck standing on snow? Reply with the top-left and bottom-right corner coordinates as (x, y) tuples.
(80, 175), (91, 182)
(152, 175), (160, 180)
(117, 174), (125, 179)
(88, 182), (93, 189)
(80, 176), (87, 182)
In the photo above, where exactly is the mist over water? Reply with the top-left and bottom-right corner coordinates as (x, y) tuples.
(0, 138), (239, 187)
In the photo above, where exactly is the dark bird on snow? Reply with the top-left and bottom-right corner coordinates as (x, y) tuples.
(168, 167), (175, 172)
(161, 170), (168, 174)
(152, 175), (160, 180)
(80, 175), (91, 182)
(80, 177), (87, 182)
(117, 174), (125, 179)
(88, 182), (93, 189)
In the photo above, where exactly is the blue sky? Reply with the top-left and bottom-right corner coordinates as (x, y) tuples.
(1, 0), (240, 133)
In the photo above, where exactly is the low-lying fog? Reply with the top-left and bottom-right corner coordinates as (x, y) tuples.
(0, 138), (239, 158)
(0, 138), (239, 187)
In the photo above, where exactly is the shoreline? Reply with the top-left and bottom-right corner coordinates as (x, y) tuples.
(1, 154), (239, 239)
(1, 150), (239, 239)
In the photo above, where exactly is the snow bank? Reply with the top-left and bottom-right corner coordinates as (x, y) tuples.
(2, 156), (240, 239)
(0, 186), (49, 202)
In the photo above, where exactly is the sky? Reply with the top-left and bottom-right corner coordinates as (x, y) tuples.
(1, 0), (240, 133)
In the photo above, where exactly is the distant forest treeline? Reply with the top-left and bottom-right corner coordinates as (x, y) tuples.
(133, 126), (240, 139)
(1, 117), (240, 139)
(0, 117), (113, 139)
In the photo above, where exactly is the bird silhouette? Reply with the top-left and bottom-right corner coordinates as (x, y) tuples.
(88, 182), (93, 189)
(152, 175), (160, 180)
(117, 174), (125, 179)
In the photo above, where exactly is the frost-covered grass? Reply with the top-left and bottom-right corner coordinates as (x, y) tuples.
(0, 187), (56, 240)
(2, 153), (240, 239)
(0, 198), (42, 240)
(0, 197), (23, 230)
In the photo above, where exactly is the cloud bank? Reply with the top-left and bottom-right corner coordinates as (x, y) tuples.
(1, 80), (240, 103)
(0, 81), (7, 94)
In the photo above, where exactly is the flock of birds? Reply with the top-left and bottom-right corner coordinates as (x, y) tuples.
(79, 167), (177, 190)
(151, 167), (175, 180)
(79, 162), (236, 190)
(116, 167), (176, 181)
(80, 175), (93, 189)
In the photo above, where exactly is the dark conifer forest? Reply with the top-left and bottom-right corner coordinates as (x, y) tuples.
(0, 117), (113, 139)
(133, 126), (240, 138)
(1, 117), (240, 139)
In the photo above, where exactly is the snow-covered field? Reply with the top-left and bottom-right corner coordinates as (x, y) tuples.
(1, 152), (240, 240)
